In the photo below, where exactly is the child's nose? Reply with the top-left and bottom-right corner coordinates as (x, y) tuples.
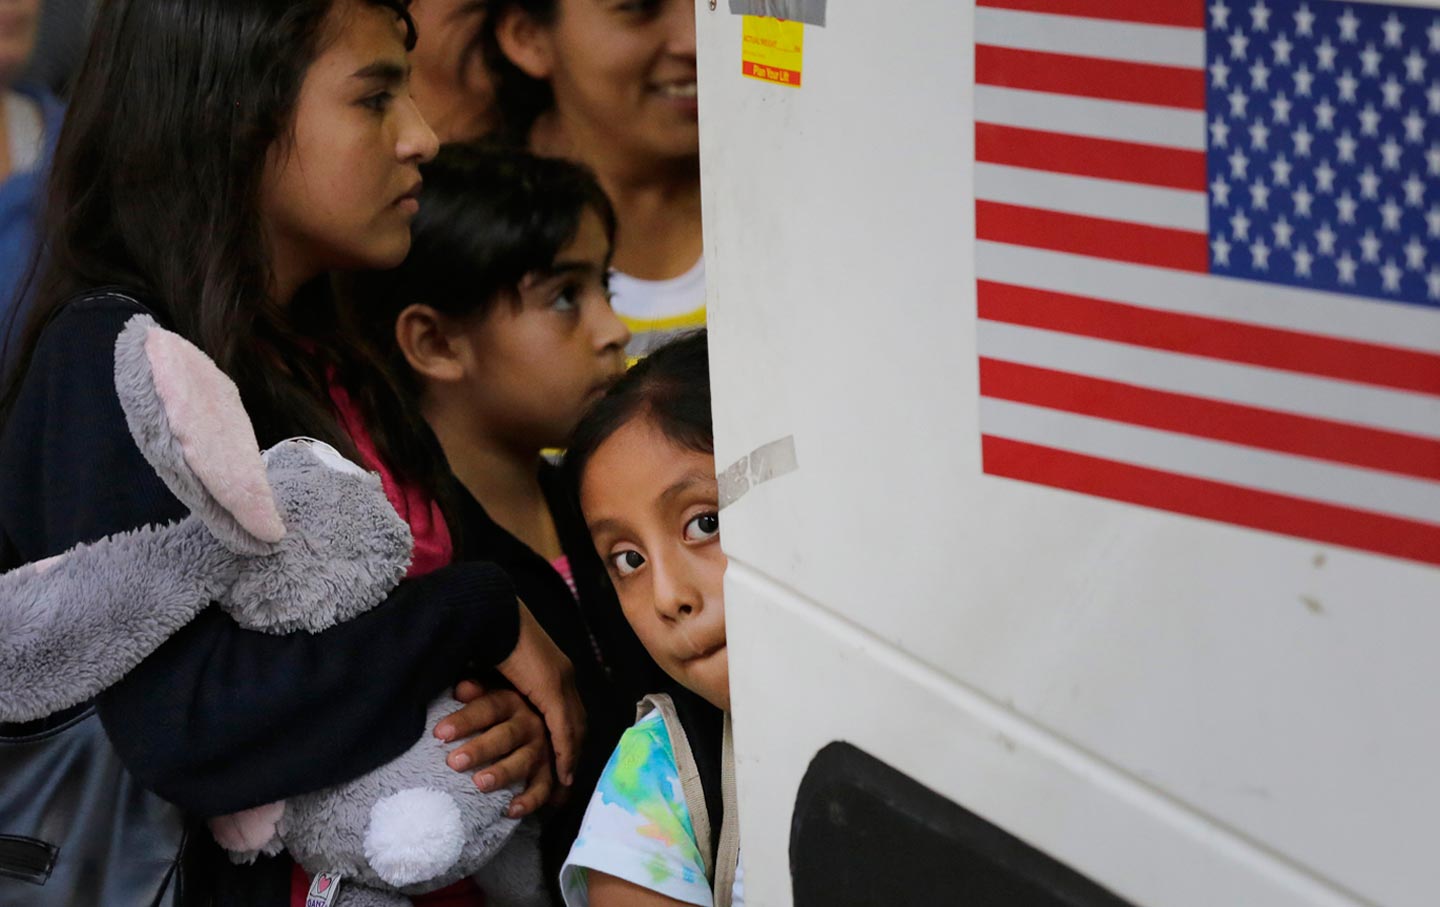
(591, 302), (631, 354)
(652, 558), (702, 623)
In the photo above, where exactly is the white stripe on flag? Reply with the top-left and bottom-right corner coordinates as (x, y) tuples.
(980, 398), (1440, 524)
(976, 243), (1440, 356)
(977, 321), (1440, 440)
(973, 85), (1205, 150)
(974, 163), (1207, 232)
(974, 7), (1204, 68)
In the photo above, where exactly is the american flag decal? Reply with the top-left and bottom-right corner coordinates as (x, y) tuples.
(975, 0), (1440, 566)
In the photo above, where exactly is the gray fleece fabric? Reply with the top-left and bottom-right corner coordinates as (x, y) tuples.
(0, 315), (543, 903)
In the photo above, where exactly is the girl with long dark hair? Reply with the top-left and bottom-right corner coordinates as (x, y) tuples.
(0, 2), (581, 904)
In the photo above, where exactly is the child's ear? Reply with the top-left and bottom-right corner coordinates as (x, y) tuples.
(395, 304), (468, 384)
(494, 5), (557, 81)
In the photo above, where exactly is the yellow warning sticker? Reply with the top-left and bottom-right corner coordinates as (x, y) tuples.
(741, 16), (804, 88)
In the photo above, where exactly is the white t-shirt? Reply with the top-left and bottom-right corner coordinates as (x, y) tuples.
(609, 257), (707, 358)
(560, 711), (743, 907)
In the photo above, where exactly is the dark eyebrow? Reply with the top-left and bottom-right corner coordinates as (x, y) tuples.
(659, 472), (715, 508)
(351, 61), (409, 85)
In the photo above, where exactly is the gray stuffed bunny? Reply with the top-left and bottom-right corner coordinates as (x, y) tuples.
(0, 315), (546, 907)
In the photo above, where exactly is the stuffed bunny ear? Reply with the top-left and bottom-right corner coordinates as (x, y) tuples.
(114, 315), (286, 555)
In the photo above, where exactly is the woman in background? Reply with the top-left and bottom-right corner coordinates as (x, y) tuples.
(480, 0), (704, 357)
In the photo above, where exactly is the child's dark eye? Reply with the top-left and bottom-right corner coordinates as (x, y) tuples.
(611, 549), (646, 577)
(360, 92), (394, 113)
(683, 513), (719, 542)
(552, 287), (581, 313)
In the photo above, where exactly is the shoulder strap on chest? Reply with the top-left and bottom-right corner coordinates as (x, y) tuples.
(636, 691), (740, 904)
(637, 693), (716, 880)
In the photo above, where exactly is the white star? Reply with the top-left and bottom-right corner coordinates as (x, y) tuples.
(1337, 251), (1359, 284)
(1251, 0), (1271, 31)
(1212, 235), (1233, 266)
(1428, 143), (1440, 176)
(1315, 159), (1337, 193)
(1359, 166), (1381, 199)
(1295, 3), (1315, 37)
(1360, 228), (1383, 261)
(1338, 8), (1360, 43)
(1293, 244), (1314, 277)
(1293, 183), (1314, 216)
(1405, 110), (1426, 144)
(1337, 70), (1359, 103)
(1273, 215), (1295, 247)
(1361, 43), (1383, 77)
(1359, 104), (1381, 136)
(1338, 191), (1359, 223)
(1271, 154), (1293, 185)
(1211, 175), (1232, 206)
(1316, 37), (1338, 71)
(1210, 116), (1231, 147)
(1229, 148), (1250, 177)
(1249, 178), (1271, 209)
(1271, 33), (1293, 65)
(1405, 172), (1426, 207)
(1430, 82), (1440, 115)
(1381, 135), (1404, 170)
(1381, 258), (1403, 292)
(1293, 123), (1314, 156)
(1249, 118), (1271, 149)
(1270, 92), (1292, 122)
(1231, 208), (1252, 239)
(1337, 131), (1358, 162)
(1250, 59), (1272, 90)
(1405, 236), (1427, 271)
(1293, 65), (1315, 97)
(1381, 75), (1405, 109)
(1229, 87), (1249, 117)
(1210, 57), (1232, 88)
(1230, 29), (1250, 60)
(1382, 12), (1404, 48)
(1315, 97), (1337, 130)
(1429, 267), (1440, 299)
(1250, 238), (1272, 268)
(1211, 0), (1231, 29)
(1428, 206), (1440, 238)
(1431, 18), (1440, 52)
(1406, 49), (1427, 83)
(1381, 197), (1403, 231)
(1317, 222), (1338, 255)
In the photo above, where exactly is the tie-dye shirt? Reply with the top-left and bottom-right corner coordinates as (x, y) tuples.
(559, 711), (744, 907)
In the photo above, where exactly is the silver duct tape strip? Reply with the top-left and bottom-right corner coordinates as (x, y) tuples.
(718, 435), (800, 510)
(728, 0), (827, 27)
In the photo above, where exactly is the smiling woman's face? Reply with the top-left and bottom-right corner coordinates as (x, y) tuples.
(581, 413), (728, 709)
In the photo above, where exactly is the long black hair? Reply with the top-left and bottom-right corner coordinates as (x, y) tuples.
(0, 0), (421, 472)
(349, 141), (616, 403)
(566, 329), (712, 492)
(474, 0), (559, 141)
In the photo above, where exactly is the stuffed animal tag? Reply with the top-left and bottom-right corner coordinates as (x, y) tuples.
(306, 872), (343, 907)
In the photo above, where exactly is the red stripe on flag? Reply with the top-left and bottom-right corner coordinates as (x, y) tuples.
(976, 202), (1209, 272)
(979, 358), (1440, 482)
(977, 281), (1440, 396)
(981, 436), (1440, 566)
(976, 0), (1205, 28)
(975, 45), (1206, 110)
(976, 123), (1207, 191)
